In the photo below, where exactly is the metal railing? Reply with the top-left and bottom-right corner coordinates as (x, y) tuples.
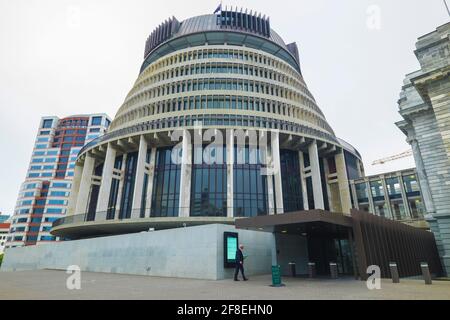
(52, 206), (275, 229)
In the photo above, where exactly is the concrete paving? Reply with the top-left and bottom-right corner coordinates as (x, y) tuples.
(0, 270), (449, 300)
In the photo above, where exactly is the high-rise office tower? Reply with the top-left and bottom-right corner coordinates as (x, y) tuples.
(6, 114), (111, 248)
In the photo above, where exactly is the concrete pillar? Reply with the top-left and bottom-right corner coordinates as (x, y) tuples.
(271, 131), (284, 214)
(226, 129), (234, 217)
(350, 181), (359, 210)
(366, 180), (375, 214)
(131, 136), (148, 219)
(398, 174), (412, 219)
(67, 162), (83, 216)
(179, 130), (192, 217)
(335, 152), (351, 214)
(381, 176), (394, 220)
(409, 138), (435, 214)
(74, 153), (95, 215)
(146, 147), (157, 217)
(114, 153), (127, 220)
(308, 141), (324, 210)
(298, 151), (309, 210)
(97, 143), (116, 214)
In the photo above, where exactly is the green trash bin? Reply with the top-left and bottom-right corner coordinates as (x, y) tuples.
(271, 265), (284, 287)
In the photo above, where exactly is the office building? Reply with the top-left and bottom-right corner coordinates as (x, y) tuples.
(6, 114), (111, 248)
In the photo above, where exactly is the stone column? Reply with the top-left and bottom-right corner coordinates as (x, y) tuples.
(146, 147), (157, 217)
(335, 152), (352, 214)
(131, 136), (148, 219)
(366, 180), (375, 214)
(67, 162), (83, 216)
(179, 130), (192, 217)
(409, 138), (435, 214)
(398, 174), (412, 219)
(350, 181), (359, 210)
(74, 152), (95, 215)
(380, 176), (394, 220)
(271, 131), (284, 214)
(226, 129), (234, 217)
(298, 151), (309, 210)
(96, 143), (116, 214)
(308, 141), (324, 210)
(114, 153), (127, 220)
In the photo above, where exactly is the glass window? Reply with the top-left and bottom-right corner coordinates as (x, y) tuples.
(42, 119), (53, 128)
(403, 174), (420, 195)
(190, 145), (227, 217)
(370, 180), (384, 198)
(386, 177), (401, 198)
(355, 183), (368, 203)
(280, 150), (303, 212)
(233, 145), (269, 217)
(150, 147), (181, 218)
(91, 116), (103, 126)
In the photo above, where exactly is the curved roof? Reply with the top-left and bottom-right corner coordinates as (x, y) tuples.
(140, 14), (301, 73)
(174, 14), (288, 50)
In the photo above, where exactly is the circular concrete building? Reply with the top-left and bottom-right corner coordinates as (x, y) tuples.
(52, 11), (363, 239)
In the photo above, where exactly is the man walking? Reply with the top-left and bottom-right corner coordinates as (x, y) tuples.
(234, 244), (248, 281)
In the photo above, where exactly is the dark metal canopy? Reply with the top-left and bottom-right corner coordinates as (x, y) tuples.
(235, 209), (353, 237)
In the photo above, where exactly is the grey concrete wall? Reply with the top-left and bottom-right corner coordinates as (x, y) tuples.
(1, 224), (273, 280)
(275, 233), (309, 276)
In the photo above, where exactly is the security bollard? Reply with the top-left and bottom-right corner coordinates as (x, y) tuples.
(420, 262), (432, 285)
(329, 262), (338, 279)
(288, 262), (296, 277)
(308, 262), (316, 278)
(389, 262), (400, 283)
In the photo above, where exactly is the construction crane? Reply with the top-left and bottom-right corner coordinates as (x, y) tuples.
(371, 149), (413, 166)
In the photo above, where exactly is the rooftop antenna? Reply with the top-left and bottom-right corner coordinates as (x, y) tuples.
(444, 0), (450, 17)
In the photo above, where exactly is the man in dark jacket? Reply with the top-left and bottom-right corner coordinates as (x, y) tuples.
(234, 244), (248, 281)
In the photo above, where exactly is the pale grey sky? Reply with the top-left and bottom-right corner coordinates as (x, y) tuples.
(0, 0), (448, 215)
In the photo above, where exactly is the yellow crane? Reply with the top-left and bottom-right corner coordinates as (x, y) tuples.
(371, 149), (413, 166)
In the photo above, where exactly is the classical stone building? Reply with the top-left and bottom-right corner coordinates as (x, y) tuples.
(396, 22), (450, 274)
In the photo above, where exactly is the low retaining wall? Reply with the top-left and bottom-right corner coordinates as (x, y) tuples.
(1, 224), (273, 280)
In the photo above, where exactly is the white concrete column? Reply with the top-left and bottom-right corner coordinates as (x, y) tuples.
(75, 153), (95, 215)
(271, 131), (284, 214)
(67, 162), (83, 216)
(380, 176), (394, 219)
(398, 174), (412, 219)
(114, 153), (127, 220)
(179, 130), (192, 217)
(366, 180), (375, 214)
(350, 181), (359, 210)
(308, 141), (324, 210)
(226, 129), (234, 217)
(409, 138), (435, 214)
(131, 136), (148, 219)
(335, 152), (352, 214)
(146, 147), (157, 217)
(298, 151), (309, 210)
(97, 143), (116, 214)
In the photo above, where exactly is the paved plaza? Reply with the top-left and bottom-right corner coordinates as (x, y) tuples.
(0, 270), (449, 300)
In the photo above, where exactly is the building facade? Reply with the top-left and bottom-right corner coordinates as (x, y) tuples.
(0, 221), (10, 254)
(349, 168), (427, 229)
(6, 114), (111, 248)
(51, 10), (364, 240)
(396, 22), (450, 274)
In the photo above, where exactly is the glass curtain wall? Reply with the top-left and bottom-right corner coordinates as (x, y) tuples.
(151, 147), (181, 217)
(280, 149), (303, 212)
(233, 145), (269, 217)
(190, 145), (227, 217)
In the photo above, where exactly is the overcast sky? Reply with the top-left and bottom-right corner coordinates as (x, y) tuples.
(0, 0), (448, 215)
